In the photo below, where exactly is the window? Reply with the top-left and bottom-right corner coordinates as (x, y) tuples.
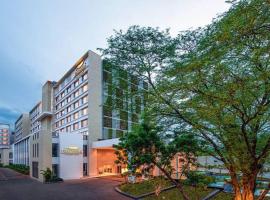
(81, 119), (88, 128)
(73, 122), (79, 130)
(73, 112), (79, 120)
(67, 106), (71, 113)
(74, 101), (79, 109)
(67, 96), (71, 103)
(52, 143), (59, 157)
(74, 90), (79, 98)
(83, 145), (88, 157)
(66, 86), (71, 93)
(66, 125), (71, 132)
(82, 73), (88, 81)
(74, 80), (79, 87)
(83, 163), (88, 176)
(52, 164), (59, 177)
(61, 92), (65, 98)
(82, 84), (88, 92)
(82, 107), (88, 116)
(66, 115), (71, 123)
(82, 95), (88, 104)
(37, 143), (39, 157)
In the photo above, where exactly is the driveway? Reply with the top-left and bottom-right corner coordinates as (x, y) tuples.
(0, 168), (129, 200)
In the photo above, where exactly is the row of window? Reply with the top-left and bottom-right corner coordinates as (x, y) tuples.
(55, 73), (88, 103)
(33, 132), (39, 141)
(103, 116), (138, 130)
(32, 143), (39, 158)
(56, 119), (88, 133)
(55, 107), (88, 128)
(56, 95), (88, 119)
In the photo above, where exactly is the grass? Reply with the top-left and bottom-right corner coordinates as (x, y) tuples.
(120, 177), (270, 200)
(120, 177), (172, 196)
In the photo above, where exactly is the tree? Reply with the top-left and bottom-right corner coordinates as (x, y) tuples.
(114, 119), (201, 200)
(101, 1), (270, 199)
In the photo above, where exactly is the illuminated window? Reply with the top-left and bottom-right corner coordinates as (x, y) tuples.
(82, 73), (88, 81)
(81, 119), (88, 128)
(82, 107), (88, 116)
(73, 112), (79, 120)
(67, 96), (71, 103)
(66, 115), (71, 123)
(74, 90), (79, 98)
(73, 122), (79, 130)
(67, 106), (71, 113)
(82, 95), (88, 104)
(82, 84), (88, 92)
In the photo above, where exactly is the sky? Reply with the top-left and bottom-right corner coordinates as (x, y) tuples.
(0, 0), (230, 128)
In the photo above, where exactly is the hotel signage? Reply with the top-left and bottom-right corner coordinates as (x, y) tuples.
(75, 61), (86, 77)
(61, 146), (82, 155)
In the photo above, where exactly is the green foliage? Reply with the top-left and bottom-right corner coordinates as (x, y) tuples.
(104, 0), (270, 199)
(184, 171), (215, 188)
(5, 164), (29, 175)
(40, 168), (54, 182)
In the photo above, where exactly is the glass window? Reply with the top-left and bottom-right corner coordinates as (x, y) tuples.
(82, 95), (88, 104)
(82, 107), (88, 116)
(73, 122), (79, 130)
(74, 80), (79, 87)
(83, 145), (88, 157)
(66, 115), (71, 123)
(81, 119), (88, 128)
(82, 84), (88, 92)
(52, 143), (59, 157)
(74, 101), (79, 109)
(73, 112), (79, 120)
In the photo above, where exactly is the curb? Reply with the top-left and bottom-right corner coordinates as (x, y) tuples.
(115, 185), (176, 200)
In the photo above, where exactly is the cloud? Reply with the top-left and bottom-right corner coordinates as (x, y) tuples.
(0, 106), (20, 129)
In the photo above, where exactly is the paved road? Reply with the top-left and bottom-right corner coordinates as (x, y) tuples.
(0, 168), (129, 200)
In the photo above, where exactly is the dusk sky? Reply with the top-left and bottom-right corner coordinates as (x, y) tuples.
(0, 0), (230, 128)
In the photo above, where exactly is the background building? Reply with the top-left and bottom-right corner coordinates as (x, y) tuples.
(14, 113), (30, 142)
(13, 114), (31, 166)
(0, 123), (12, 165)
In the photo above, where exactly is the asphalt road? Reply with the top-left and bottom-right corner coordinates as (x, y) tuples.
(0, 168), (129, 200)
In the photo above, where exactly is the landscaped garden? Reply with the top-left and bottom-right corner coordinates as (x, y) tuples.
(119, 177), (270, 200)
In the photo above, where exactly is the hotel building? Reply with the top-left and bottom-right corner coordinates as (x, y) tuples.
(13, 50), (147, 181)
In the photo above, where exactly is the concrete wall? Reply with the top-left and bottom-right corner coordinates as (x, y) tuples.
(86, 51), (103, 177)
(59, 133), (83, 179)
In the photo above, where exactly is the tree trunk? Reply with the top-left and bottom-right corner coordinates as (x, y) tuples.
(154, 162), (190, 200)
(231, 171), (257, 200)
(229, 170), (242, 200)
(241, 174), (256, 200)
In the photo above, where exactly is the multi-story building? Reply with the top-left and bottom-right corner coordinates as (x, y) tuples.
(0, 123), (10, 148)
(0, 123), (12, 165)
(14, 113), (30, 142)
(13, 114), (31, 166)
(12, 50), (146, 181)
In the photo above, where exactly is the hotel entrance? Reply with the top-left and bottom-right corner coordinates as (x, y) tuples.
(97, 148), (119, 176)
(90, 138), (127, 177)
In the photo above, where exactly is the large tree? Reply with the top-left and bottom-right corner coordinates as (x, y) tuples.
(100, 1), (270, 199)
